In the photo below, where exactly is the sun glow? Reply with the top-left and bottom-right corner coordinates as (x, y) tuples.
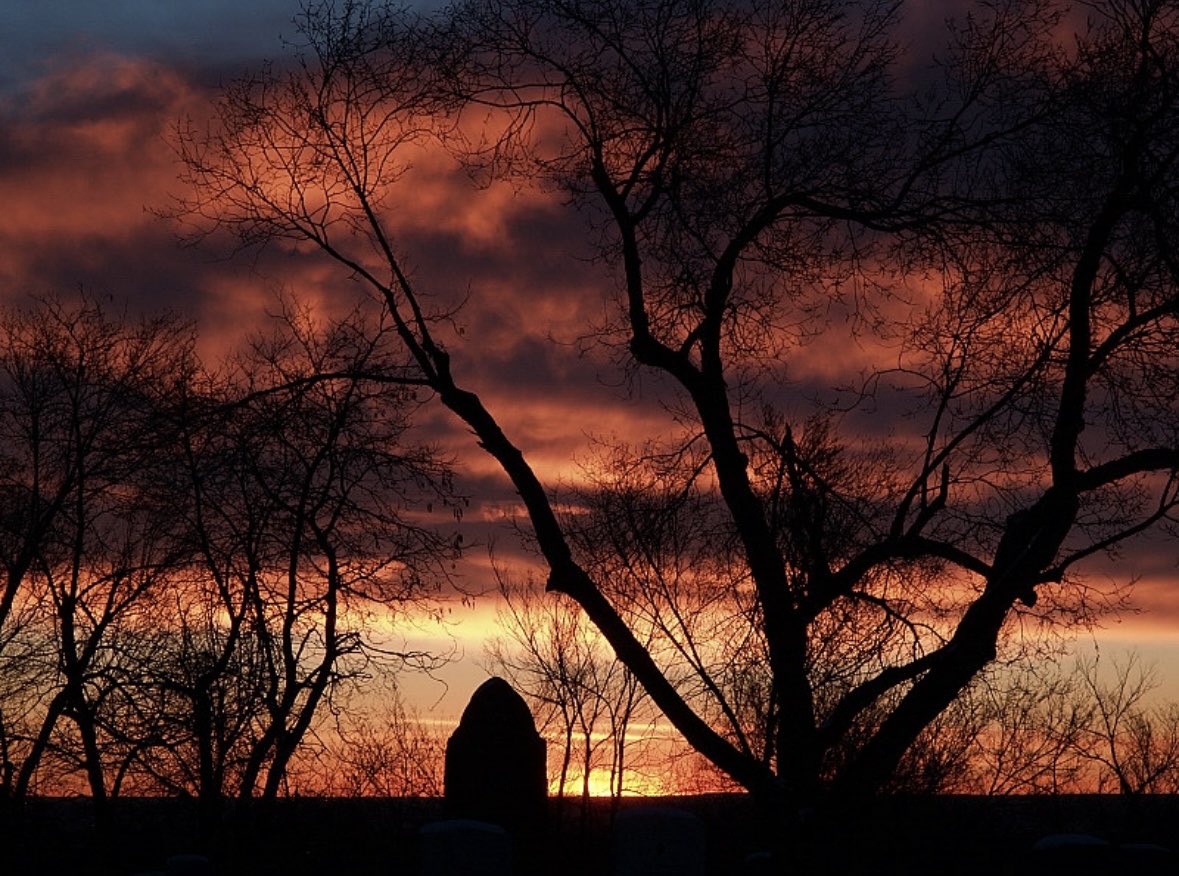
(550, 767), (669, 798)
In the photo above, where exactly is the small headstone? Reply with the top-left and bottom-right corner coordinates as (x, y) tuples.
(1029, 834), (1111, 876)
(419, 819), (512, 876)
(612, 806), (706, 876)
(741, 850), (775, 875)
(1118, 842), (1174, 875)
(444, 676), (546, 839)
(1032, 833), (1108, 851)
(165, 853), (214, 876)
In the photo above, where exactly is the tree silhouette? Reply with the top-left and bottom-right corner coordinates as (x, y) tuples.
(313, 694), (447, 797)
(175, 0), (1179, 823)
(486, 572), (653, 808)
(0, 295), (458, 852)
(1074, 654), (1179, 795)
(0, 295), (194, 836)
(123, 301), (458, 833)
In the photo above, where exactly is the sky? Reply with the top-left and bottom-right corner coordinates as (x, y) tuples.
(0, 0), (643, 716)
(2, 0), (1179, 723)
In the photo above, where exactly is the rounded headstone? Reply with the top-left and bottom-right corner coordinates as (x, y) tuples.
(165, 854), (214, 876)
(444, 676), (547, 839)
(742, 850), (775, 875)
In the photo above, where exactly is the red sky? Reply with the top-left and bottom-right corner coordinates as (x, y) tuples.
(3, 1), (1179, 717)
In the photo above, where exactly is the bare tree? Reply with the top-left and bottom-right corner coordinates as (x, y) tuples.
(0, 294), (194, 837)
(119, 302), (458, 827)
(175, 0), (1179, 823)
(486, 573), (653, 812)
(963, 663), (1090, 795)
(0, 597), (53, 799)
(303, 694), (447, 797)
(110, 580), (273, 823)
(0, 293), (463, 847)
(230, 303), (457, 803)
(1072, 654), (1179, 795)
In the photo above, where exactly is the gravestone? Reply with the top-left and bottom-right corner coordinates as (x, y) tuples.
(419, 819), (513, 876)
(1028, 833), (1111, 876)
(612, 806), (707, 876)
(1118, 842), (1174, 875)
(444, 676), (547, 841)
(165, 853), (214, 876)
(741, 850), (775, 875)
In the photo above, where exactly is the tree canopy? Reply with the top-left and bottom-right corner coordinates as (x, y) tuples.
(174, 0), (1179, 819)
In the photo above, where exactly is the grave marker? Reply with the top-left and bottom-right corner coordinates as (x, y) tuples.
(444, 676), (546, 839)
(612, 806), (706, 876)
(419, 818), (513, 876)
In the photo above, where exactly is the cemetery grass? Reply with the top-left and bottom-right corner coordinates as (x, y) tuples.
(3, 793), (1178, 876)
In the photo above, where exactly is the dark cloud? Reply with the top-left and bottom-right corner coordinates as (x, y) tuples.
(0, 1), (299, 93)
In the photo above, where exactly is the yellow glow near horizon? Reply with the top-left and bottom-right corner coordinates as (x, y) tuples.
(551, 766), (668, 798)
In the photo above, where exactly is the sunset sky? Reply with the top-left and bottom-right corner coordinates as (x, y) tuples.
(3, 0), (1179, 725)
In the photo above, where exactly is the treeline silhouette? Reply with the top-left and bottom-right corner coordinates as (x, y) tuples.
(491, 584), (1179, 799)
(0, 294), (458, 841)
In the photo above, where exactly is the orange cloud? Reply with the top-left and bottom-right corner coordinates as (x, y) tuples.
(0, 53), (195, 239)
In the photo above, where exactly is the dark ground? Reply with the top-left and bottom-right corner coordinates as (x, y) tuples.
(2, 793), (1178, 875)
